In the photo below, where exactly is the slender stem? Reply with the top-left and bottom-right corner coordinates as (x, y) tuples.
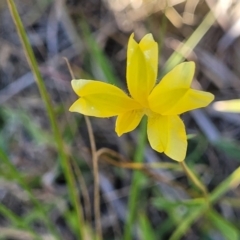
(71, 158), (92, 223)
(96, 147), (179, 170)
(85, 116), (102, 240)
(158, 2), (168, 66)
(180, 161), (209, 206)
(123, 117), (147, 240)
(7, 1), (84, 239)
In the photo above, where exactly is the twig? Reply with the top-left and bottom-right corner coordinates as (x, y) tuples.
(85, 116), (102, 240)
(71, 157), (92, 223)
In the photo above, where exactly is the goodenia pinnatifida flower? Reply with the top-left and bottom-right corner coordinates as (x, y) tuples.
(69, 33), (214, 162)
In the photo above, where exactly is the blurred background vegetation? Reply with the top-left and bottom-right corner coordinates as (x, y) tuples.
(0, 0), (240, 239)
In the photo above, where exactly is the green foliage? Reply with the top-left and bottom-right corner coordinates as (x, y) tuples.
(1, 1), (240, 240)
(207, 210), (240, 240)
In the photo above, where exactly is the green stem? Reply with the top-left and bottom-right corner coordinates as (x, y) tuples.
(170, 166), (240, 240)
(7, 1), (84, 239)
(169, 206), (205, 240)
(180, 161), (209, 206)
(123, 117), (147, 240)
(158, 3), (168, 66)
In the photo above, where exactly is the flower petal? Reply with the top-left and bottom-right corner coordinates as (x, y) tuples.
(127, 33), (158, 106)
(164, 89), (214, 115)
(149, 88), (214, 115)
(69, 80), (141, 117)
(157, 61), (195, 90)
(148, 62), (214, 114)
(147, 115), (187, 161)
(115, 110), (144, 136)
(139, 34), (158, 85)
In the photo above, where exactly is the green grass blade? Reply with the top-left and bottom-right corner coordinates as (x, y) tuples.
(210, 166), (240, 204)
(123, 116), (147, 240)
(214, 139), (240, 161)
(162, 9), (216, 76)
(169, 166), (240, 239)
(139, 213), (156, 240)
(158, 10), (168, 65)
(6, 1), (84, 239)
(207, 209), (240, 240)
(169, 205), (205, 240)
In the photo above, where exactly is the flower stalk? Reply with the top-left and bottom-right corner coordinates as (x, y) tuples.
(180, 161), (209, 206)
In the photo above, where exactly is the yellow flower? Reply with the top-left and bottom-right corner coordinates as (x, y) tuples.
(69, 33), (214, 162)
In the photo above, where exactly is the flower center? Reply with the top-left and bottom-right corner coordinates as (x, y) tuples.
(143, 108), (156, 118)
